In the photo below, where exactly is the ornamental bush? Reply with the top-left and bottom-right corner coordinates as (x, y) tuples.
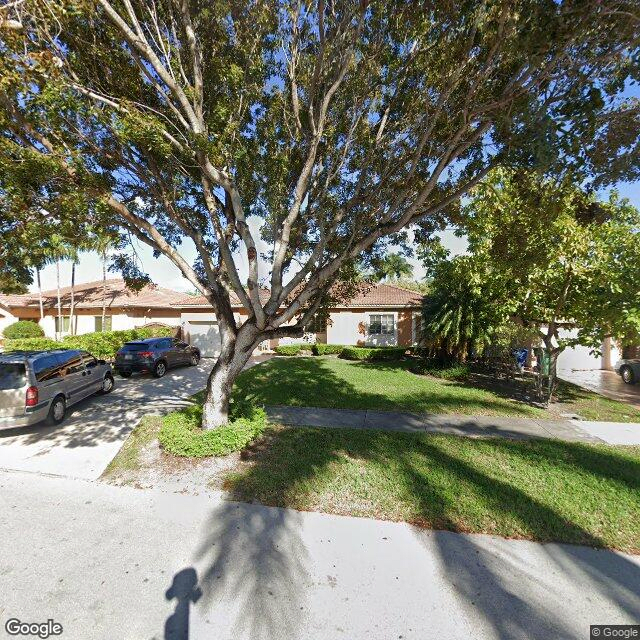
(4, 326), (175, 358)
(339, 346), (411, 361)
(2, 320), (44, 339)
(4, 337), (60, 352)
(159, 401), (266, 457)
(274, 344), (304, 356)
(311, 344), (346, 356)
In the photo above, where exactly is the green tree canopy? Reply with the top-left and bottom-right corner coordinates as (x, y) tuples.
(1, 0), (638, 426)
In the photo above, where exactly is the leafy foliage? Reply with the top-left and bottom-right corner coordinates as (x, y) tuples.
(274, 344), (307, 356)
(2, 320), (45, 339)
(159, 403), (266, 457)
(338, 346), (411, 361)
(311, 344), (347, 356)
(4, 326), (174, 358)
(421, 257), (506, 361)
(3, 337), (60, 351)
(1, 0), (638, 426)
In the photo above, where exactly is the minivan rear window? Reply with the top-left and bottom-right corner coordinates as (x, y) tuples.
(0, 363), (27, 390)
(121, 343), (150, 352)
(33, 355), (62, 382)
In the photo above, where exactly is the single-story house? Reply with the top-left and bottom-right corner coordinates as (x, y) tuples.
(2, 279), (631, 368)
(0, 279), (423, 357)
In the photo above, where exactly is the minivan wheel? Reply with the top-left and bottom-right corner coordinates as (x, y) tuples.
(119, 371), (132, 378)
(47, 396), (66, 425)
(190, 353), (200, 366)
(621, 366), (635, 385)
(153, 361), (167, 378)
(98, 374), (114, 395)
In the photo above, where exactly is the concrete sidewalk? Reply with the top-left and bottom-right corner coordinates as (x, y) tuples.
(1, 469), (638, 640)
(266, 405), (640, 444)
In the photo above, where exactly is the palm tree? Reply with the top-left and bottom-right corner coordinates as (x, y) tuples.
(55, 259), (62, 338)
(371, 253), (414, 282)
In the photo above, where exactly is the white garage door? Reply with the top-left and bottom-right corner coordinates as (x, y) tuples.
(188, 321), (221, 358)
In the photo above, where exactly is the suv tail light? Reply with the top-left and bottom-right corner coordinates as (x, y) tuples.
(138, 351), (153, 358)
(25, 386), (38, 407)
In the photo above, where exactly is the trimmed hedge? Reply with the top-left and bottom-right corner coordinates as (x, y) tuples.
(2, 320), (44, 339)
(61, 326), (174, 359)
(274, 344), (304, 356)
(4, 326), (175, 359)
(339, 346), (411, 361)
(311, 344), (347, 356)
(159, 401), (266, 457)
(3, 337), (60, 352)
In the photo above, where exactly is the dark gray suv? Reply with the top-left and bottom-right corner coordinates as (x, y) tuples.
(114, 337), (201, 378)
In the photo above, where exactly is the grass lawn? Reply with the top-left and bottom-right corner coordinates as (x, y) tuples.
(234, 356), (546, 417)
(223, 426), (640, 553)
(233, 356), (640, 421)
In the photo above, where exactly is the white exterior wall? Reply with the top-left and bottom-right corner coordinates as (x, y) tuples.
(327, 311), (365, 345)
(326, 310), (399, 346)
(556, 328), (613, 371)
(0, 309), (18, 336)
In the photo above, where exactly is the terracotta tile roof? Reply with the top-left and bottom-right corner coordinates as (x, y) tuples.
(0, 279), (423, 312)
(0, 279), (186, 310)
(342, 283), (424, 307)
(174, 282), (423, 309)
(175, 288), (271, 307)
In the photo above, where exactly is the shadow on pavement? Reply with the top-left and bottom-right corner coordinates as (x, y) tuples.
(164, 567), (202, 640)
(193, 500), (307, 640)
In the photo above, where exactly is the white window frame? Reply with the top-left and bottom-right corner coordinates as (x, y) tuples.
(367, 313), (396, 336)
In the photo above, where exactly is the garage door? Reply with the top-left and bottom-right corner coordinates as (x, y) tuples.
(188, 321), (221, 358)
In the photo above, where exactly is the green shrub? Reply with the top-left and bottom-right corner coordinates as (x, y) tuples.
(311, 344), (346, 356)
(2, 320), (44, 339)
(62, 326), (175, 359)
(339, 346), (411, 361)
(274, 344), (303, 356)
(159, 401), (266, 457)
(4, 337), (60, 352)
(3, 326), (175, 359)
(412, 360), (471, 381)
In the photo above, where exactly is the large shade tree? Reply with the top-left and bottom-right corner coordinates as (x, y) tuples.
(1, 0), (638, 427)
(461, 169), (640, 399)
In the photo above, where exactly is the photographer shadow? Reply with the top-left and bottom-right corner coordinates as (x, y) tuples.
(164, 567), (202, 640)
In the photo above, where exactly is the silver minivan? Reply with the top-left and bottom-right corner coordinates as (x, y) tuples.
(0, 349), (114, 429)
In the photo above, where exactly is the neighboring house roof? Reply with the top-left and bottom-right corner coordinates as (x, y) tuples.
(0, 279), (187, 310)
(174, 282), (423, 309)
(174, 288), (272, 308)
(0, 279), (424, 312)
(337, 283), (424, 308)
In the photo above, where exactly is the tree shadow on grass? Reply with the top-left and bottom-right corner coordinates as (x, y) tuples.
(223, 426), (640, 638)
(234, 356), (540, 417)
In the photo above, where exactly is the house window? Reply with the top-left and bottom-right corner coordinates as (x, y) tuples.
(94, 316), (113, 332)
(369, 314), (395, 335)
(54, 316), (70, 334)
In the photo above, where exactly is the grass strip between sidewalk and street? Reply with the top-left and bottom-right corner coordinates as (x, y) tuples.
(222, 425), (640, 554)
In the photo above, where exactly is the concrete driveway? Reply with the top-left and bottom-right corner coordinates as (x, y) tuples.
(560, 368), (640, 408)
(0, 356), (270, 480)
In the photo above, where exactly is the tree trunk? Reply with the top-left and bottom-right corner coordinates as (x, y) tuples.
(201, 324), (261, 429)
(68, 260), (76, 336)
(36, 268), (44, 321)
(101, 250), (107, 331)
(56, 260), (62, 339)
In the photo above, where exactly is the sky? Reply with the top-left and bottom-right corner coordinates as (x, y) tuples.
(31, 179), (638, 295)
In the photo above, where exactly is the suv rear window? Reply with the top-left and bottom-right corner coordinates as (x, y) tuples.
(0, 363), (27, 390)
(121, 343), (150, 352)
